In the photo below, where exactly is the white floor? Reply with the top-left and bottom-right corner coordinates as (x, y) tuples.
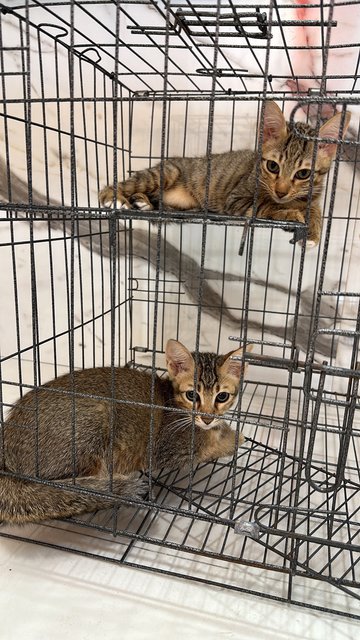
(1, 533), (359, 640)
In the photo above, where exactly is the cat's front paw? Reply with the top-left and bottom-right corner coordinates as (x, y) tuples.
(128, 193), (154, 211)
(99, 187), (154, 213)
(99, 186), (131, 210)
(291, 223), (320, 248)
(303, 239), (318, 248)
(303, 220), (321, 247)
(280, 210), (320, 247)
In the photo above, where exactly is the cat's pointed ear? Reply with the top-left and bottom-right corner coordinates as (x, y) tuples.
(262, 101), (287, 143)
(166, 339), (194, 379)
(318, 111), (351, 160)
(220, 344), (253, 379)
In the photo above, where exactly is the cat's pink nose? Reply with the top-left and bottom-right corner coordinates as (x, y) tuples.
(275, 180), (289, 198)
(202, 416), (214, 425)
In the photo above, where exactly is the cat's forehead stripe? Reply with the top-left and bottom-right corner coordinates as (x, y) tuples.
(194, 352), (218, 388)
(282, 135), (308, 164)
(289, 124), (314, 156)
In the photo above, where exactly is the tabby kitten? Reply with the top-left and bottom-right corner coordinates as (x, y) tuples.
(99, 101), (350, 246)
(0, 339), (250, 524)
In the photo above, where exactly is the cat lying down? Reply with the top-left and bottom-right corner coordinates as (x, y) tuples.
(0, 339), (251, 524)
(100, 101), (350, 247)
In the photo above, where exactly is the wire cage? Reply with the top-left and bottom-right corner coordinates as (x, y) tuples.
(0, 0), (360, 620)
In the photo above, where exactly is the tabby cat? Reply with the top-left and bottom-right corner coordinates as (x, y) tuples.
(0, 339), (250, 524)
(99, 101), (350, 246)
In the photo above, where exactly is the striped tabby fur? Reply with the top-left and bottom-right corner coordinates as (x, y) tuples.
(1, 340), (250, 524)
(99, 101), (350, 246)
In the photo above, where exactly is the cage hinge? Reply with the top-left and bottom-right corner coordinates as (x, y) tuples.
(196, 67), (248, 78)
(228, 346), (301, 374)
(128, 8), (182, 37)
(233, 521), (260, 540)
(0, 4), (12, 14)
(133, 346), (150, 353)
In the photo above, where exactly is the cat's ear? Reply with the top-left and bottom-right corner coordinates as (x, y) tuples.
(318, 111), (351, 160)
(220, 344), (253, 379)
(166, 339), (194, 379)
(262, 101), (287, 143)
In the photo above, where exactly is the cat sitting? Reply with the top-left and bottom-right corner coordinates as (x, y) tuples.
(99, 101), (350, 246)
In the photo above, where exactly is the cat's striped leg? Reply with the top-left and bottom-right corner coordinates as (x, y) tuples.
(252, 203), (312, 241)
(305, 204), (322, 247)
(266, 206), (321, 247)
(99, 162), (181, 212)
(251, 202), (305, 224)
(255, 203), (321, 247)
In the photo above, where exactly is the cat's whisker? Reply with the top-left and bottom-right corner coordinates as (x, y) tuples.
(168, 420), (193, 435)
(168, 416), (192, 429)
(169, 416), (189, 426)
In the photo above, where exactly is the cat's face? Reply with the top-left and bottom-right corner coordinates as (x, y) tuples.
(260, 101), (351, 204)
(165, 339), (251, 430)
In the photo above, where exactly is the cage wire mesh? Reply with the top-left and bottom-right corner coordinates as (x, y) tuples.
(0, 0), (360, 619)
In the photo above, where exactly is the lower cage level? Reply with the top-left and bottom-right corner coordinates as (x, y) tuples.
(1, 372), (359, 620)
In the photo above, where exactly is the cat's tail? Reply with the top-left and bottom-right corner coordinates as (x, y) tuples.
(0, 472), (144, 525)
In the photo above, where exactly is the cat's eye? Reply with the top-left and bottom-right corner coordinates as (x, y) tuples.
(185, 390), (200, 403)
(266, 160), (280, 174)
(216, 392), (230, 403)
(294, 168), (311, 180)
